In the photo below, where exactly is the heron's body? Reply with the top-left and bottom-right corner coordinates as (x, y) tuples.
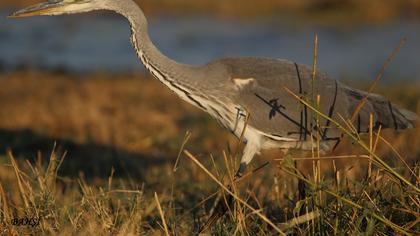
(11, 0), (418, 175)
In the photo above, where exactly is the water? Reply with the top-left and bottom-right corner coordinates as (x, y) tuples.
(1, 10), (420, 82)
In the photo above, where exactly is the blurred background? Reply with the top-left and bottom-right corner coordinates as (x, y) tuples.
(0, 0), (419, 178)
(2, 0), (420, 80)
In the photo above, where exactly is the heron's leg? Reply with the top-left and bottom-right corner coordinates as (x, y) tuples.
(199, 141), (261, 233)
(235, 141), (260, 178)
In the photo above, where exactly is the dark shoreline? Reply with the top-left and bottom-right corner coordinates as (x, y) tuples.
(3, 0), (420, 26)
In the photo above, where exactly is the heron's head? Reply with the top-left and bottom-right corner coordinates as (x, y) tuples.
(9, 0), (106, 18)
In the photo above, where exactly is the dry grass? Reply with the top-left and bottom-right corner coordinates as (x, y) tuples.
(0, 71), (419, 235)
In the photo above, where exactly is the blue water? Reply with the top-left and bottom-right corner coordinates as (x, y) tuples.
(1, 10), (420, 82)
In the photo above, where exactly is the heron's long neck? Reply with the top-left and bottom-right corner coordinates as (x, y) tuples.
(113, 1), (195, 87)
(105, 0), (220, 112)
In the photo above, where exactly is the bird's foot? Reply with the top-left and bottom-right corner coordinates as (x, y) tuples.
(234, 163), (247, 179)
(198, 164), (247, 234)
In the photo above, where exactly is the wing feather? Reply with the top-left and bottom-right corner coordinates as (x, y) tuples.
(214, 57), (416, 143)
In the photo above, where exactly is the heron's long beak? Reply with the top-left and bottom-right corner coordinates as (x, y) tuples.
(9, 1), (66, 18)
(9, 1), (73, 18)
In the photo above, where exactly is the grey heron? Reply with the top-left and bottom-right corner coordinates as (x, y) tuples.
(10, 0), (418, 180)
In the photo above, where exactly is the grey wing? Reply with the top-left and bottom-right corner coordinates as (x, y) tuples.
(219, 57), (417, 142)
